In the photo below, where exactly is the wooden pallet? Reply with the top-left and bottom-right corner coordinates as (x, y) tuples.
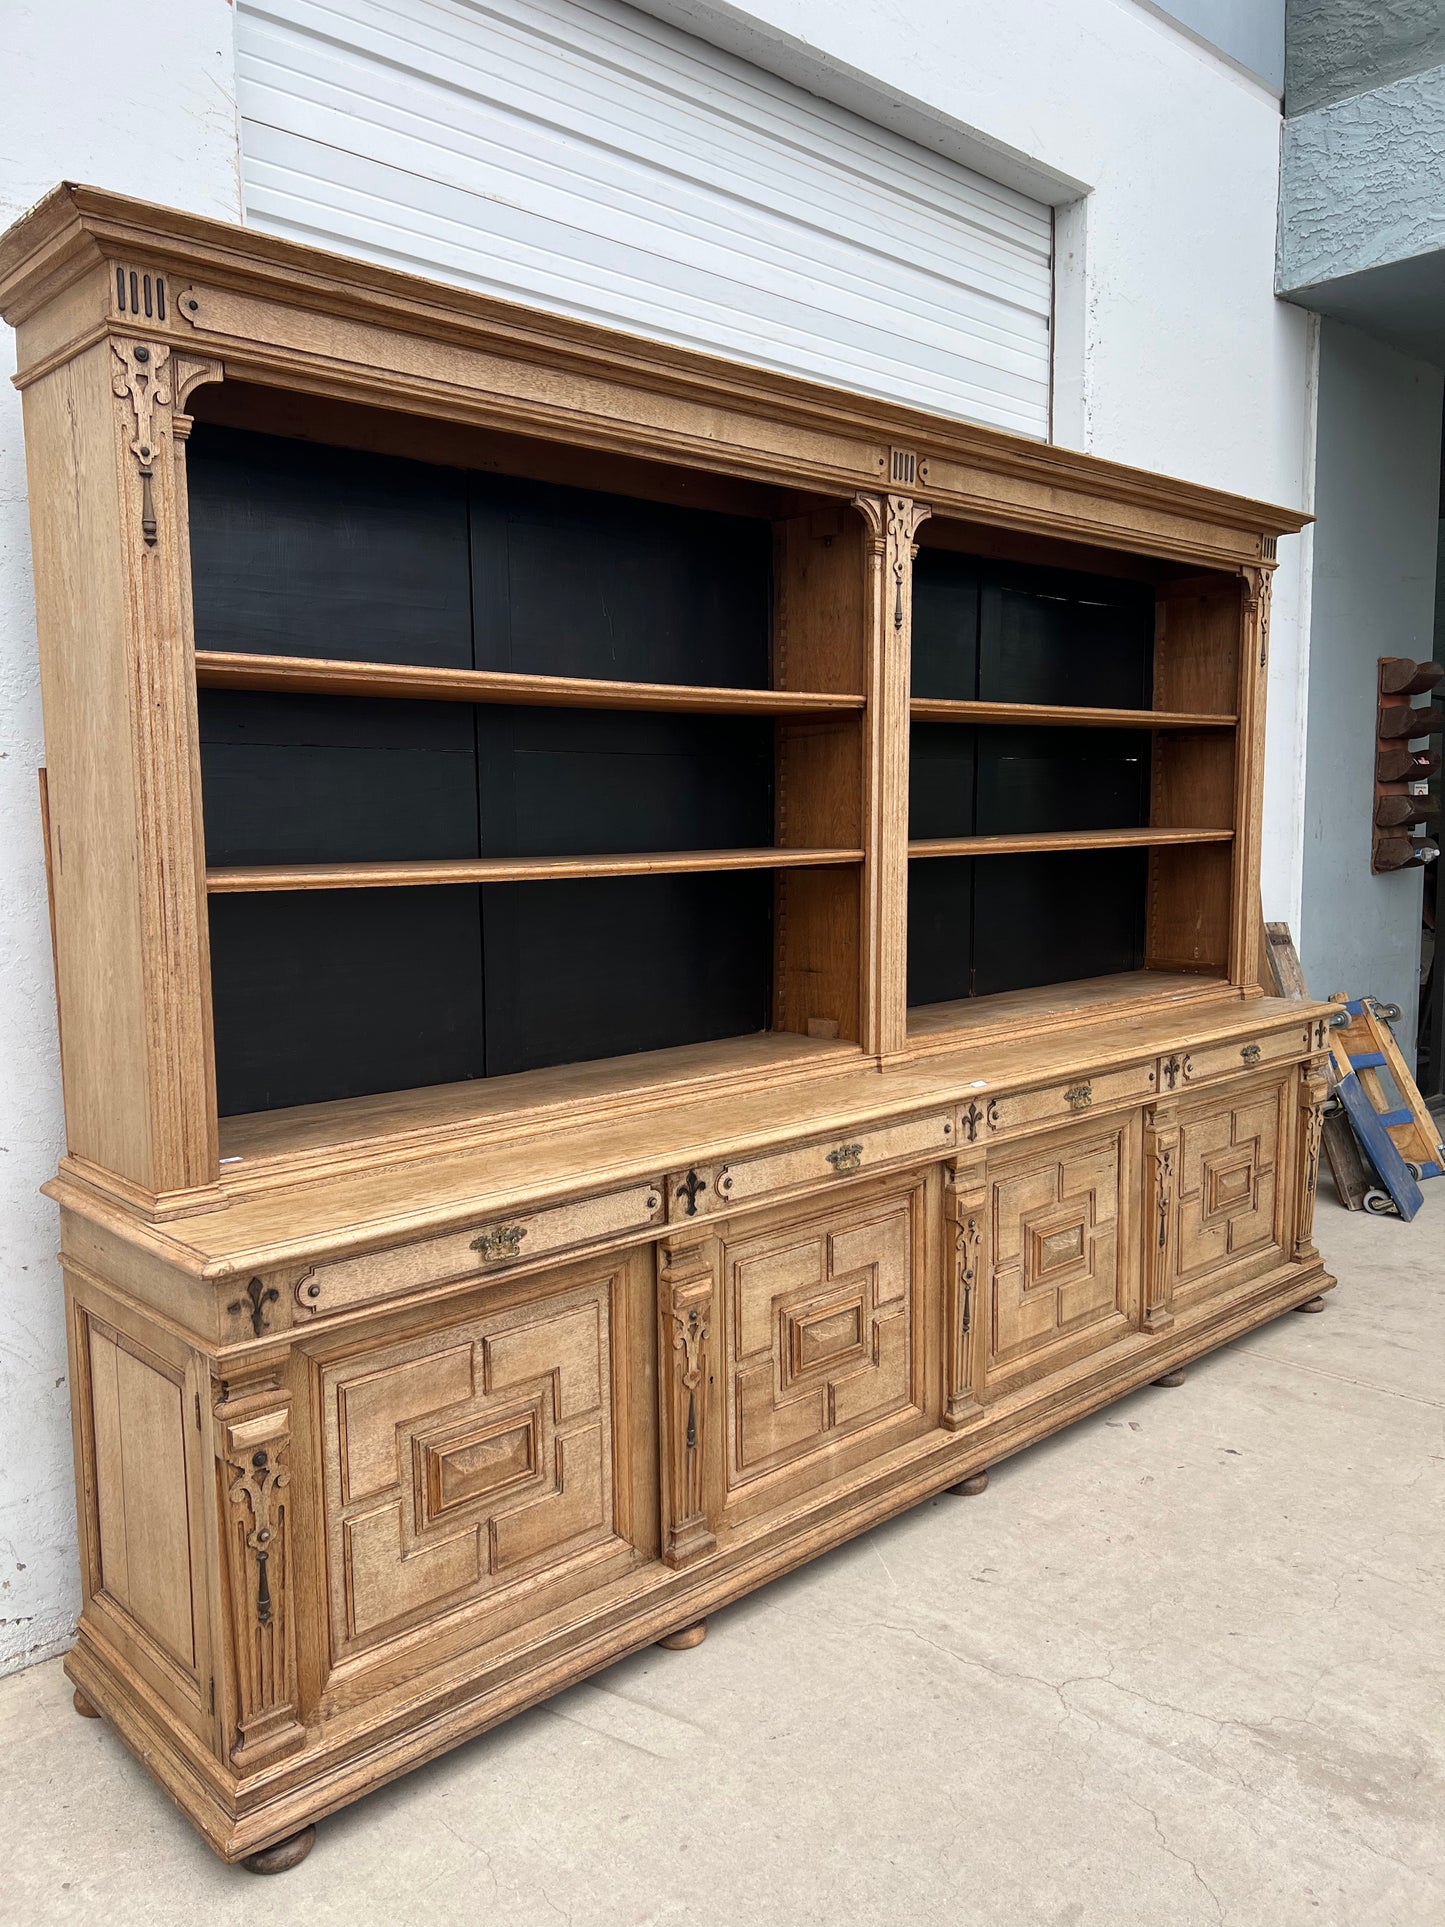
(1327, 996), (1445, 1173)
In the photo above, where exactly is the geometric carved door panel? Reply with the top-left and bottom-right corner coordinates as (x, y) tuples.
(722, 1179), (927, 1499)
(1171, 1078), (1284, 1300)
(984, 1119), (1137, 1394)
(320, 1273), (626, 1658)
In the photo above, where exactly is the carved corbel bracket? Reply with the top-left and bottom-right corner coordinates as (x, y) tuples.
(658, 1237), (718, 1568)
(1241, 563), (1273, 672)
(215, 1381), (305, 1770)
(944, 1156), (987, 1427)
(852, 491), (933, 631)
(1293, 1058), (1329, 1263)
(1142, 1099), (1181, 1333)
(110, 338), (223, 547)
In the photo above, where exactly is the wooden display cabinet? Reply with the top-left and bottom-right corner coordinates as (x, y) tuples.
(0, 185), (1333, 1869)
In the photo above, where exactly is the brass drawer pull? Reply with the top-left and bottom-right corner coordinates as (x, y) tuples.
(1063, 1082), (1093, 1112)
(470, 1223), (527, 1263)
(826, 1143), (864, 1174)
(1241, 1043), (1262, 1066)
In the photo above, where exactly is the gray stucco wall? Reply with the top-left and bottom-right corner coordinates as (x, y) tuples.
(1286, 0), (1445, 115)
(1151, 1), (1285, 90)
(1299, 320), (1442, 1060)
(1278, 62), (1445, 303)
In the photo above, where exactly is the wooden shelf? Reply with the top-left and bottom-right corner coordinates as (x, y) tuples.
(195, 649), (864, 716)
(205, 847), (865, 894)
(909, 698), (1236, 729)
(908, 827), (1234, 859)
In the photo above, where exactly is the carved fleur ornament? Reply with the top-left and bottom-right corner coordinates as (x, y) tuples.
(228, 1442), (290, 1627)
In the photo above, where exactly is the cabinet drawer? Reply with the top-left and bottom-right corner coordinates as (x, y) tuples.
(1159, 1026), (1308, 1093)
(294, 1181), (665, 1319)
(985, 1062), (1157, 1137)
(694, 1113), (954, 1217)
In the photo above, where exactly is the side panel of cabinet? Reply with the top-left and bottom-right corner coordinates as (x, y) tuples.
(978, 1115), (1142, 1399)
(309, 1250), (657, 1686)
(65, 1273), (216, 1748)
(712, 1168), (941, 1533)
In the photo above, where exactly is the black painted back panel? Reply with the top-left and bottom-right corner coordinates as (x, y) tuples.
(208, 889), (486, 1117)
(189, 429), (776, 1114)
(187, 425), (473, 667)
(198, 691), (479, 865)
(482, 871), (773, 1077)
(470, 472), (772, 687)
(908, 551), (1154, 1005)
(475, 709), (773, 857)
(972, 849), (1148, 995)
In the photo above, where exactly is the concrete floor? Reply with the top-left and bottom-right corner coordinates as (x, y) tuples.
(3, 1198), (1443, 1927)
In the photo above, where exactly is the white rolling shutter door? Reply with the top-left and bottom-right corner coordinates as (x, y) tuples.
(235, 0), (1054, 438)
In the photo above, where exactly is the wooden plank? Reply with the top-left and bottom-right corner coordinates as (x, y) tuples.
(206, 847), (865, 894)
(194, 648), (863, 715)
(909, 698), (1235, 729)
(1264, 920), (1310, 999)
(1259, 922), (1371, 1210)
(909, 828), (1234, 859)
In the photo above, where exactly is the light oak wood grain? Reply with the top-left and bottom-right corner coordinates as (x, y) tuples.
(909, 699), (1236, 729)
(0, 184), (1331, 1870)
(204, 847), (866, 893)
(908, 828), (1234, 859)
(195, 649), (864, 716)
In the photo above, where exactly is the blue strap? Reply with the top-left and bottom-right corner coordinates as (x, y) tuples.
(1348, 1052), (1387, 1070)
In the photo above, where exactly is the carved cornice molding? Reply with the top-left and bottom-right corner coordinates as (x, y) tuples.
(0, 185), (1311, 566)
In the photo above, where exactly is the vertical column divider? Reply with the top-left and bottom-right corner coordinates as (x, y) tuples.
(1232, 563), (1273, 991)
(854, 492), (930, 1061)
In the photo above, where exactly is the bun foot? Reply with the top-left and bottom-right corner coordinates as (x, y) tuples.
(1297, 1296), (1326, 1314)
(657, 1619), (707, 1651)
(1154, 1369), (1186, 1387)
(947, 1471), (989, 1496)
(243, 1826), (317, 1875)
(71, 1688), (100, 1720)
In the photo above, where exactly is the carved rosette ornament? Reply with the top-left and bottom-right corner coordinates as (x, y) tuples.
(1293, 1061), (1329, 1262)
(216, 1385), (305, 1769)
(658, 1240), (718, 1567)
(1142, 1103), (1180, 1333)
(944, 1159), (986, 1426)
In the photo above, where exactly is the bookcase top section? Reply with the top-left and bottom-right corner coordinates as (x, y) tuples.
(0, 183), (1308, 569)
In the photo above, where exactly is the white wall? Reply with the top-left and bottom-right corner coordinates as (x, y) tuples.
(0, 0), (1311, 1673)
(0, 2), (240, 1676)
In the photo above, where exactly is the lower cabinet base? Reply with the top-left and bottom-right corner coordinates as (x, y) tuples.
(63, 1253), (1333, 1866)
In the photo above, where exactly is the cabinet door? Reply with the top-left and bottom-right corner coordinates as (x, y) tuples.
(981, 1117), (1140, 1397)
(716, 1171), (939, 1530)
(1170, 1074), (1287, 1306)
(314, 1254), (653, 1672)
